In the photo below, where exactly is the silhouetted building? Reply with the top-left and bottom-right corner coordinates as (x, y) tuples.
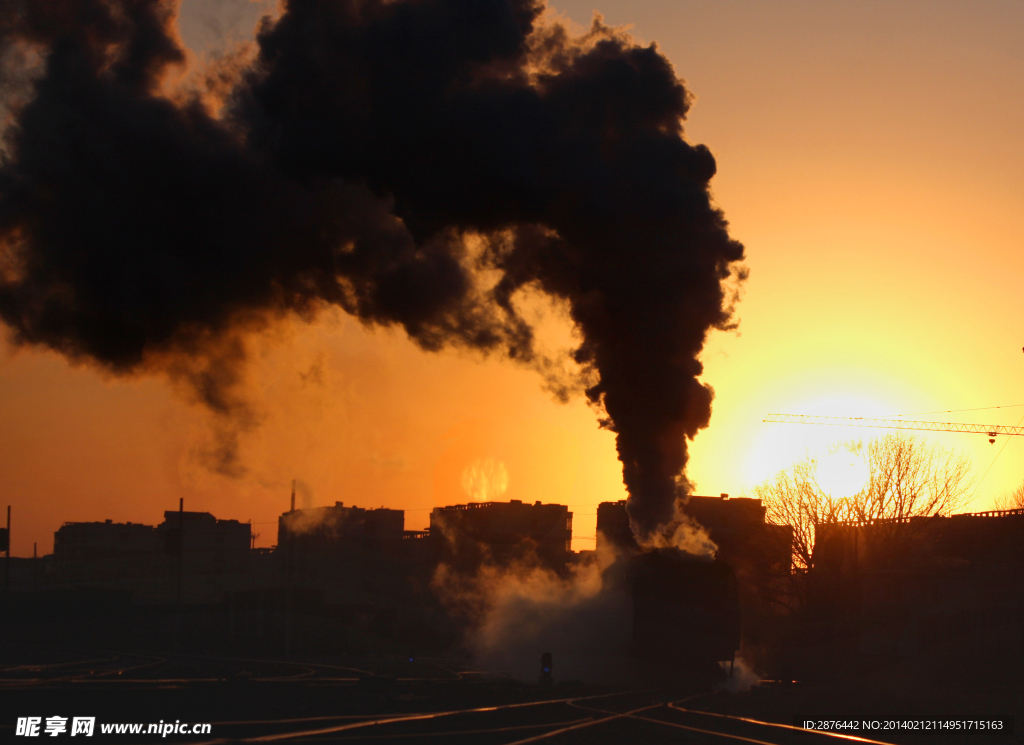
(278, 502), (404, 548)
(596, 496), (792, 573)
(157, 511), (251, 574)
(812, 508), (1024, 662)
(53, 520), (158, 584)
(50, 512), (252, 603)
(148, 511), (253, 603)
(686, 496), (771, 553)
(596, 500), (634, 554)
(430, 500), (572, 571)
(685, 497), (793, 600)
(277, 503), (415, 606)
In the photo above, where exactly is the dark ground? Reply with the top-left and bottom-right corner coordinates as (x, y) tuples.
(1, 642), (1020, 745)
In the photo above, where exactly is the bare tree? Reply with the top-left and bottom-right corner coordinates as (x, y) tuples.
(854, 434), (973, 523)
(752, 433), (974, 576)
(752, 456), (854, 574)
(993, 481), (1024, 511)
(849, 434), (974, 561)
(750, 457), (855, 612)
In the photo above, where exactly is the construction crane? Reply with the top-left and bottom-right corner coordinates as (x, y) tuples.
(763, 414), (1024, 443)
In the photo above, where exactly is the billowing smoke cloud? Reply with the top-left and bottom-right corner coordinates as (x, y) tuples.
(0, 0), (745, 539)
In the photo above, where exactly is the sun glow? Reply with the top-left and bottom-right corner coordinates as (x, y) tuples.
(814, 449), (870, 498)
(742, 389), (902, 492)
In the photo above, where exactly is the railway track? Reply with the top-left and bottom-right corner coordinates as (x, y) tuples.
(186, 691), (905, 745)
(1, 647), (918, 744)
(0, 647), (167, 685)
(541, 695), (901, 745)
(192, 690), (652, 744)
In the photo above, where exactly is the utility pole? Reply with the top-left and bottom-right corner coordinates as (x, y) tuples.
(285, 480), (295, 657)
(176, 498), (184, 641)
(4, 506), (10, 592)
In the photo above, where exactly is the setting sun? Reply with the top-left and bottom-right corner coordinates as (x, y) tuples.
(814, 449), (870, 499)
(739, 391), (898, 492)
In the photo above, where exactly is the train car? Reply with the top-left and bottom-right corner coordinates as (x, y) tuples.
(631, 550), (741, 673)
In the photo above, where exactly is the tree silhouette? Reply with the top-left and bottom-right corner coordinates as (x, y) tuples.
(752, 433), (974, 577)
(994, 481), (1024, 511)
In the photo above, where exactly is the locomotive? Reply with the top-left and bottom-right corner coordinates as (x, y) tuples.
(630, 549), (741, 675)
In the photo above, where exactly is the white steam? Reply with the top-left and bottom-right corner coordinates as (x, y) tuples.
(648, 508), (717, 560)
(433, 545), (635, 684)
(717, 655), (761, 693)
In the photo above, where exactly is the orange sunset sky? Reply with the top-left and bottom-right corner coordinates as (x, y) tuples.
(2, 0), (1022, 555)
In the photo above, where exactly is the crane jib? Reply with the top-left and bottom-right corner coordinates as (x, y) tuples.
(763, 414), (1024, 437)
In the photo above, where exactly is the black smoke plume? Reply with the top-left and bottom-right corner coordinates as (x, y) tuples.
(0, 0), (745, 540)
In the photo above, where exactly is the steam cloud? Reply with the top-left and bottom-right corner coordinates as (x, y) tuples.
(433, 548), (634, 684)
(0, 0), (745, 540)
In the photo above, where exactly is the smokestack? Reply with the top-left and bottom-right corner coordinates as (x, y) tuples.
(0, 0), (745, 542)
(290, 480), (296, 513)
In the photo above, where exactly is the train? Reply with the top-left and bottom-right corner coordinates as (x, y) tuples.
(630, 549), (741, 674)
